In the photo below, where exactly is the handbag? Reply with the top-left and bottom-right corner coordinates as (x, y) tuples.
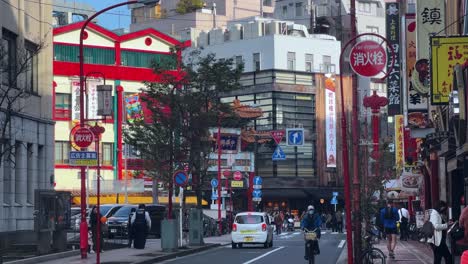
(449, 222), (464, 241)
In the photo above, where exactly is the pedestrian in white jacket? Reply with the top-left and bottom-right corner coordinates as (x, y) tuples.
(428, 201), (453, 264)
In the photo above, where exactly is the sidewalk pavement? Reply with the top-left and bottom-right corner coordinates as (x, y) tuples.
(336, 239), (435, 264)
(5, 235), (232, 264)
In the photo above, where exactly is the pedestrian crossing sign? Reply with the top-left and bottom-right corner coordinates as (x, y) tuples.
(272, 145), (286, 160)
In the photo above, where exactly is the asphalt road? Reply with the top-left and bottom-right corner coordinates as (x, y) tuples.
(160, 230), (347, 264)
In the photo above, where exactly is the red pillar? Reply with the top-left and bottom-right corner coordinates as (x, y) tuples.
(117, 85), (124, 180)
(248, 172), (254, 211)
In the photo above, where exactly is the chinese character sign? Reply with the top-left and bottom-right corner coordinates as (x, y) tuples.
(71, 81), (81, 122)
(416, 0), (445, 60)
(406, 14), (429, 111)
(386, 3), (401, 115)
(70, 79), (103, 122)
(86, 79), (103, 120)
(394, 115), (405, 169)
(431, 36), (468, 104)
(325, 78), (336, 168)
(349, 40), (387, 77)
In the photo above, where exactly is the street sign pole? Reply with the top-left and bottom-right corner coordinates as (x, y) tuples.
(179, 186), (183, 247)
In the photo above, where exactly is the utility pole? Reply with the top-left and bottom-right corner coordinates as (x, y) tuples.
(349, 0), (361, 261)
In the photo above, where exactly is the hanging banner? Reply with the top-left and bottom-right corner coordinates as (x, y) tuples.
(386, 3), (401, 115)
(431, 36), (468, 105)
(395, 115), (405, 168)
(416, 0), (446, 61)
(71, 80), (80, 122)
(125, 93), (143, 123)
(70, 79), (102, 122)
(325, 78), (336, 168)
(406, 14), (429, 111)
(86, 79), (102, 120)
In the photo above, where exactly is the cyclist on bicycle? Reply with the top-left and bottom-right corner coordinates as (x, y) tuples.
(301, 205), (322, 260)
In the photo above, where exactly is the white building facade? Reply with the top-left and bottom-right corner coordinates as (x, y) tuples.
(0, 0), (54, 238)
(185, 18), (342, 211)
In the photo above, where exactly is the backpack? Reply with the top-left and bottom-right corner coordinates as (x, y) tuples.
(420, 210), (434, 240)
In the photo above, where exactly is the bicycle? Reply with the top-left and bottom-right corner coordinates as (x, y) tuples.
(360, 226), (386, 264)
(304, 228), (320, 264)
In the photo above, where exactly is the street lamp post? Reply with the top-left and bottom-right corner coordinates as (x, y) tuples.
(78, 0), (160, 259)
(363, 91), (389, 179)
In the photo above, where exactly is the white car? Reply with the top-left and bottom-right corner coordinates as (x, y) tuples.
(231, 212), (274, 249)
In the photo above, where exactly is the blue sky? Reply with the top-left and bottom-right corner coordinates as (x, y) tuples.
(75, 0), (132, 30)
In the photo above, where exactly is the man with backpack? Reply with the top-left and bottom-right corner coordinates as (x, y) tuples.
(398, 203), (410, 241)
(380, 201), (399, 259)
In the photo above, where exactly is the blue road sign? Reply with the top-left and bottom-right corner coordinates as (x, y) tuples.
(331, 197), (338, 205)
(272, 145), (286, 161)
(69, 151), (98, 166)
(211, 179), (219, 188)
(252, 189), (262, 198)
(286, 128), (304, 146)
(173, 171), (188, 187)
(253, 176), (263, 186)
(333, 192), (339, 196)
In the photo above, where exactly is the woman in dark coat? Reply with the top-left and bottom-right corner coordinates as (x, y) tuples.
(90, 206), (104, 252)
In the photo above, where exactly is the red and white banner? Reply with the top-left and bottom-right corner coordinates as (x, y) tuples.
(71, 78), (103, 122)
(325, 78), (336, 168)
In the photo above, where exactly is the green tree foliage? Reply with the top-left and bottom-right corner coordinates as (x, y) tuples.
(176, 0), (205, 14)
(125, 49), (246, 207)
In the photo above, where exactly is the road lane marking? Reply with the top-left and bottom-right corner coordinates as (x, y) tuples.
(338, 240), (346, 248)
(321, 231), (326, 234)
(293, 232), (300, 235)
(242, 246), (285, 264)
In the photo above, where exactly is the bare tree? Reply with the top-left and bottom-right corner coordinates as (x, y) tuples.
(0, 36), (45, 163)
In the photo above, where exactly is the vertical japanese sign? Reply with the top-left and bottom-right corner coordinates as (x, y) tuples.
(71, 79), (102, 122)
(416, 0), (445, 61)
(395, 115), (405, 168)
(86, 79), (102, 120)
(325, 78), (336, 168)
(71, 80), (80, 122)
(386, 3), (401, 115)
(406, 14), (429, 111)
(431, 36), (468, 105)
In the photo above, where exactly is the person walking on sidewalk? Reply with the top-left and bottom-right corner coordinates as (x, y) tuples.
(90, 206), (104, 253)
(428, 201), (453, 264)
(131, 204), (151, 249)
(336, 209), (343, 233)
(127, 208), (136, 248)
(380, 201), (399, 259)
(398, 204), (410, 241)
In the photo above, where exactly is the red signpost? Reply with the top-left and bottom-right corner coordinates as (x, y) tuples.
(270, 130), (285, 145)
(340, 33), (395, 264)
(233, 171), (242, 181)
(72, 127), (94, 149)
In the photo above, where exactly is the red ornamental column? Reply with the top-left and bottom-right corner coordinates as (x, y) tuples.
(363, 90), (389, 178)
